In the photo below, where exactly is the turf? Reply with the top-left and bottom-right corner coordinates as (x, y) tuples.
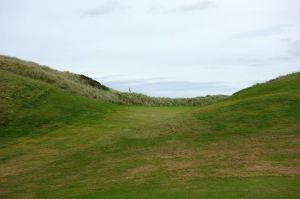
(0, 60), (299, 198)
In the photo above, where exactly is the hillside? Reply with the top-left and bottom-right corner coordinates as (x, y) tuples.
(0, 55), (227, 106)
(0, 57), (299, 199)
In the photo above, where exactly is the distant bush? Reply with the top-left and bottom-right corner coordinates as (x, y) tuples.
(115, 92), (227, 106)
(78, 74), (109, 90)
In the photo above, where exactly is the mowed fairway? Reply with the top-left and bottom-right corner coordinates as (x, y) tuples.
(1, 68), (300, 198)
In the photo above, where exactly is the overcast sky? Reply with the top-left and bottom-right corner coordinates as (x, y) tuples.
(1, 0), (300, 97)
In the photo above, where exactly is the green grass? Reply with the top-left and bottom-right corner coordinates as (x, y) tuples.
(0, 57), (299, 198)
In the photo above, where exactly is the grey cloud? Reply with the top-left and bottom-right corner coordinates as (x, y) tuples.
(176, 0), (214, 12)
(237, 38), (300, 67)
(82, 1), (118, 17)
(279, 38), (300, 58)
(233, 24), (291, 39)
(288, 40), (300, 56)
(237, 55), (293, 67)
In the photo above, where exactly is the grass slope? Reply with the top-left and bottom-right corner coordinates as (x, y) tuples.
(0, 58), (299, 198)
(0, 70), (115, 143)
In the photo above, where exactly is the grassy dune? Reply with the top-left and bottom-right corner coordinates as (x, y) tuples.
(0, 55), (226, 106)
(0, 57), (299, 198)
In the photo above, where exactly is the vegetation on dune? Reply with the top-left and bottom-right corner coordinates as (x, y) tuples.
(0, 56), (299, 198)
(0, 55), (119, 102)
(232, 72), (300, 99)
(0, 55), (227, 106)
